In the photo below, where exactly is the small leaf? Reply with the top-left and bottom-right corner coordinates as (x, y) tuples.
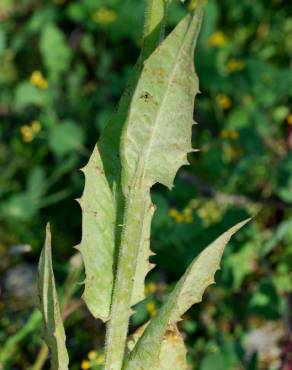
(1, 193), (37, 220)
(40, 23), (71, 79)
(14, 82), (47, 109)
(38, 224), (69, 370)
(49, 120), (85, 157)
(125, 219), (250, 370)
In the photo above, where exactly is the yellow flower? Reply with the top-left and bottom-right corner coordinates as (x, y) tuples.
(81, 360), (91, 370)
(208, 31), (227, 47)
(20, 120), (42, 143)
(30, 71), (48, 90)
(174, 213), (184, 223)
(96, 354), (105, 365)
(87, 351), (97, 361)
(216, 94), (231, 110)
(220, 129), (239, 140)
(146, 302), (157, 317)
(183, 207), (193, 223)
(287, 114), (292, 125)
(92, 8), (117, 25)
(229, 129), (239, 140)
(145, 282), (157, 295)
(226, 58), (245, 73)
(185, 215), (193, 223)
(20, 125), (33, 143)
(31, 120), (41, 133)
(168, 208), (178, 218)
(220, 129), (229, 139)
(223, 145), (242, 162)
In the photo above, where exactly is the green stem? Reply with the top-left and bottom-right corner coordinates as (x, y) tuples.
(30, 344), (49, 370)
(142, 0), (169, 60)
(104, 3), (170, 369)
(104, 186), (148, 370)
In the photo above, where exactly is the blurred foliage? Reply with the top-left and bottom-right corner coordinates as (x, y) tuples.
(0, 0), (291, 369)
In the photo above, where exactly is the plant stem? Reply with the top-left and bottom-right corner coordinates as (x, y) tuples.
(104, 186), (148, 370)
(142, 0), (169, 60)
(104, 3), (169, 369)
(30, 344), (49, 370)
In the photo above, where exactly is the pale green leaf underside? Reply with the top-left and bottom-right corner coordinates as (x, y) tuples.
(79, 60), (155, 319)
(79, 4), (204, 321)
(121, 9), (203, 192)
(38, 224), (69, 370)
(127, 323), (187, 370)
(125, 219), (250, 370)
(77, 146), (116, 321)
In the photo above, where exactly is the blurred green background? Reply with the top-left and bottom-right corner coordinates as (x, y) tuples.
(0, 0), (291, 369)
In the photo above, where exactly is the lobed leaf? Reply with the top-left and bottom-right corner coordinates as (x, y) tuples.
(78, 60), (151, 319)
(124, 219), (250, 370)
(121, 6), (203, 193)
(37, 224), (69, 370)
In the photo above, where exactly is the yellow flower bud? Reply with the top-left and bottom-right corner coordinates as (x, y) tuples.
(81, 360), (91, 370)
(208, 31), (227, 47)
(31, 120), (41, 133)
(146, 302), (157, 317)
(87, 351), (97, 360)
(92, 8), (117, 25)
(216, 94), (232, 110)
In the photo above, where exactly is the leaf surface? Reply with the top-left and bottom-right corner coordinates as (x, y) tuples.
(38, 224), (69, 370)
(125, 219), (250, 370)
(127, 323), (187, 370)
(78, 60), (149, 319)
(121, 8), (203, 192)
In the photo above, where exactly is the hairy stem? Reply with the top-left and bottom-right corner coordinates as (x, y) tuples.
(104, 186), (148, 370)
(103, 2), (170, 369)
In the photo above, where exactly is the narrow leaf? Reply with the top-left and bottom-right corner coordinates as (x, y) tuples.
(125, 219), (250, 370)
(38, 224), (69, 370)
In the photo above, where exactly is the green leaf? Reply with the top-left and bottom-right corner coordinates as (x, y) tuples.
(154, 324), (187, 370)
(1, 193), (37, 220)
(226, 242), (256, 290)
(78, 60), (143, 320)
(200, 342), (239, 370)
(121, 10), (203, 193)
(125, 219), (250, 370)
(127, 323), (187, 370)
(40, 23), (71, 79)
(38, 224), (69, 370)
(77, 146), (116, 321)
(14, 82), (47, 109)
(27, 166), (46, 200)
(49, 120), (85, 157)
(104, 7), (206, 368)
